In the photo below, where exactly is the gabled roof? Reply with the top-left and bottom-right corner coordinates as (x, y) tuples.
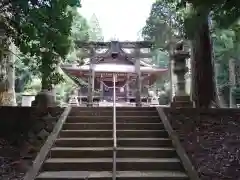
(61, 63), (168, 74)
(80, 41), (154, 66)
(83, 57), (154, 67)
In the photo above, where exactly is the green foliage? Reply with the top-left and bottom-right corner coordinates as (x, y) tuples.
(66, 8), (90, 64)
(142, 0), (183, 49)
(12, 3), (95, 104)
(232, 86), (240, 103)
(24, 78), (41, 94)
(152, 50), (169, 68)
(143, 0), (240, 106)
(3, 0), (80, 89)
(55, 73), (77, 103)
(146, 0), (240, 39)
(142, 0), (178, 89)
(70, 8), (89, 42)
(158, 90), (171, 105)
(88, 14), (104, 41)
(212, 23), (240, 92)
(15, 55), (32, 92)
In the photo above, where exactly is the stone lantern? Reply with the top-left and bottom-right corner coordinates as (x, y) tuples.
(171, 41), (193, 107)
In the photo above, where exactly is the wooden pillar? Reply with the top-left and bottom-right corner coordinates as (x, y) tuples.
(79, 92), (82, 104)
(126, 74), (129, 102)
(171, 41), (193, 107)
(92, 67), (95, 105)
(100, 74), (104, 101)
(78, 87), (81, 104)
(88, 48), (95, 107)
(135, 48), (141, 107)
(87, 61), (92, 107)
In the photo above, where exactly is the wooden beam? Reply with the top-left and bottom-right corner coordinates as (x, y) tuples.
(92, 52), (152, 59)
(156, 107), (200, 180)
(23, 106), (72, 180)
(77, 53), (152, 61)
(120, 41), (153, 48)
(129, 52), (152, 58)
(75, 41), (153, 49)
(75, 41), (110, 48)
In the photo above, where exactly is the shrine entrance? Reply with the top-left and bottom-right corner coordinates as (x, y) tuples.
(61, 41), (168, 107)
(98, 72), (128, 102)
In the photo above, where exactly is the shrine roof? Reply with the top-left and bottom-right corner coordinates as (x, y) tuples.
(83, 58), (155, 67)
(61, 63), (168, 73)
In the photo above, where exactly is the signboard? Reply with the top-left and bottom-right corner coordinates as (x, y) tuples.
(22, 95), (35, 107)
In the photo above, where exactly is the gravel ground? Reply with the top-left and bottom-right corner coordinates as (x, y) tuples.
(165, 110), (240, 180)
(0, 139), (25, 180)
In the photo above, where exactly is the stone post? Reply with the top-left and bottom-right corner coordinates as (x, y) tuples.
(171, 41), (193, 107)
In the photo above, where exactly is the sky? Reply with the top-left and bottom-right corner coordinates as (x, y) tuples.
(79, 0), (154, 41)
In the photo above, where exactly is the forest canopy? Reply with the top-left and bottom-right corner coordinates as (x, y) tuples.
(0, 0), (104, 105)
(142, 0), (240, 107)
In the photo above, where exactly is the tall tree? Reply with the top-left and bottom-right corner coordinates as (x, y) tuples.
(66, 8), (90, 64)
(142, 1), (182, 98)
(212, 23), (240, 107)
(88, 13), (104, 41)
(142, 1), (183, 49)
(182, 0), (240, 107)
(0, 0), (80, 103)
(144, 0), (240, 107)
(13, 7), (92, 105)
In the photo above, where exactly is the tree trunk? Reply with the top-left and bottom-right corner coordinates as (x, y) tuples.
(229, 58), (236, 107)
(0, 33), (16, 106)
(215, 62), (226, 107)
(192, 15), (217, 107)
(41, 55), (50, 91)
(190, 40), (195, 105)
(5, 42), (17, 106)
(32, 53), (55, 108)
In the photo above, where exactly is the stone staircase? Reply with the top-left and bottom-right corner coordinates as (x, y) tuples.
(35, 107), (189, 179)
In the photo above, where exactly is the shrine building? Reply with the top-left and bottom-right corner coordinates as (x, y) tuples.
(61, 41), (168, 105)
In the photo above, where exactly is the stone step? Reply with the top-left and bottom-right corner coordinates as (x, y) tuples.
(66, 116), (160, 123)
(70, 107), (156, 113)
(42, 158), (183, 172)
(49, 147), (177, 158)
(62, 123), (165, 130)
(36, 171), (188, 180)
(26, 107), (191, 180)
(59, 130), (168, 138)
(55, 137), (172, 147)
(69, 110), (158, 116)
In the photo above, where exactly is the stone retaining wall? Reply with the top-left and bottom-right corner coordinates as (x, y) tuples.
(0, 106), (64, 179)
(0, 107), (63, 142)
(164, 108), (240, 180)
